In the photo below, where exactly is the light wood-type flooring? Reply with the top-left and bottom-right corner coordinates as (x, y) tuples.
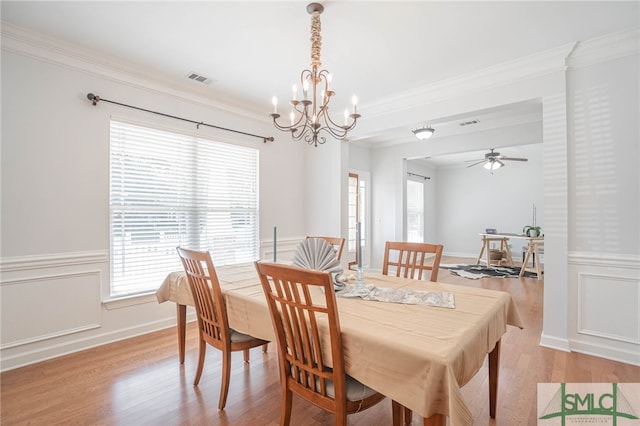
(2, 256), (639, 425)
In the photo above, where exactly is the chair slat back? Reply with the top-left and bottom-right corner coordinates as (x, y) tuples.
(255, 262), (345, 407)
(306, 236), (346, 261)
(382, 241), (444, 281)
(177, 247), (229, 343)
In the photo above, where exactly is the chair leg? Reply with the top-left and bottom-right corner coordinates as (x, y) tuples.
(335, 410), (347, 426)
(243, 348), (250, 363)
(218, 349), (232, 410)
(280, 389), (293, 426)
(392, 400), (404, 426)
(193, 338), (206, 386)
(404, 406), (413, 424)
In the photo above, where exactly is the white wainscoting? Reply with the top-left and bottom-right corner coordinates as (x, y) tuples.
(1, 270), (102, 349)
(568, 252), (640, 366)
(260, 236), (304, 264)
(0, 238), (307, 371)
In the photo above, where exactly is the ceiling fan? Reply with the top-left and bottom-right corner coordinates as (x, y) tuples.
(466, 148), (528, 170)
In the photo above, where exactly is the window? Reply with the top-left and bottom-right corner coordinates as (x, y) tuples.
(110, 121), (259, 297)
(406, 179), (424, 242)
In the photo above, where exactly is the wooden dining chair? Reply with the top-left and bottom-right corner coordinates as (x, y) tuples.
(382, 241), (444, 424)
(382, 241), (444, 282)
(305, 236), (346, 261)
(177, 247), (269, 410)
(254, 261), (403, 426)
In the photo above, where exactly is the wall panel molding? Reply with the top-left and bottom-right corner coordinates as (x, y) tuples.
(568, 253), (640, 366)
(0, 250), (108, 273)
(568, 252), (640, 269)
(1, 269), (103, 349)
(577, 273), (639, 344)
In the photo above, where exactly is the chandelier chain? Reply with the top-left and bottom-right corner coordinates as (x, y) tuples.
(310, 12), (322, 68)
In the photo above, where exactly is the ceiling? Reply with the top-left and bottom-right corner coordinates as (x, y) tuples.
(2, 1), (638, 146)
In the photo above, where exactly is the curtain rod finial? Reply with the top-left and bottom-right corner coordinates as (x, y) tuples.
(87, 93), (100, 106)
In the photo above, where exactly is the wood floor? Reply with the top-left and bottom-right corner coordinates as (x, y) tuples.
(2, 256), (639, 425)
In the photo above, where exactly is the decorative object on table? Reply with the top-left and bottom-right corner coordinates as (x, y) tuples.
(441, 264), (539, 279)
(466, 148), (528, 170)
(522, 203), (542, 237)
(305, 236), (345, 261)
(336, 284), (455, 308)
(351, 221), (370, 296)
(270, 3), (360, 147)
(273, 226), (277, 262)
(485, 228), (497, 234)
(292, 237), (344, 290)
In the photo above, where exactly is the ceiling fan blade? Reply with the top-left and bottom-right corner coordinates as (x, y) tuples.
(466, 160), (486, 168)
(499, 156), (528, 162)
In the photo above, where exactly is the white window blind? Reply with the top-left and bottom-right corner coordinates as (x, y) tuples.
(110, 120), (259, 297)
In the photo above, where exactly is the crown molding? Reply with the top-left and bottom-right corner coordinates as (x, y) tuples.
(567, 27), (640, 69)
(0, 22), (266, 122)
(362, 42), (577, 120)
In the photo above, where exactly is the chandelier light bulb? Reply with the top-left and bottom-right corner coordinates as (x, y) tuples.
(292, 84), (298, 101)
(272, 96), (278, 114)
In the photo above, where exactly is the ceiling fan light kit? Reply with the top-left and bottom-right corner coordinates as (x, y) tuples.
(467, 148), (528, 170)
(483, 160), (503, 170)
(412, 126), (435, 140)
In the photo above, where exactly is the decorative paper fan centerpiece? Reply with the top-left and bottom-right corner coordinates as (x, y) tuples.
(292, 238), (345, 290)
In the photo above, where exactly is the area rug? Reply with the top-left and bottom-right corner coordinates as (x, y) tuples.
(441, 264), (540, 279)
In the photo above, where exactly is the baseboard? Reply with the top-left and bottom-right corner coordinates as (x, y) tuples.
(570, 339), (640, 367)
(441, 252), (477, 261)
(0, 314), (196, 372)
(539, 333), (571, 352)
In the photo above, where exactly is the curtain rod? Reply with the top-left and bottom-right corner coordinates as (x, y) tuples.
(86, 93), (274, 143)
(408, 172), (431, 180)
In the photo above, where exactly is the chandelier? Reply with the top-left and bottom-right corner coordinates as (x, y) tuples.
(270, 3), (360, 147)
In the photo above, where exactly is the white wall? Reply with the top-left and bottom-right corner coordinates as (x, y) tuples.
(357, 30), (639, 365)
(565, 48), (640, 364)
(433, 144), (544, 257)
(0, 43), (307, 369)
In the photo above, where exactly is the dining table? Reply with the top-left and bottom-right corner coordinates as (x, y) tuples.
(156, 262), (523, 426)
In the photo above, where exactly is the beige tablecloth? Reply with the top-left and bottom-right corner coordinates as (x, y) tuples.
(156, 263), (523, 426)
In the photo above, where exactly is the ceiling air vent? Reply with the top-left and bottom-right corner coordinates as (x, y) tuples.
(459, 119), (480, 127)
(186, 71), (214, 85)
